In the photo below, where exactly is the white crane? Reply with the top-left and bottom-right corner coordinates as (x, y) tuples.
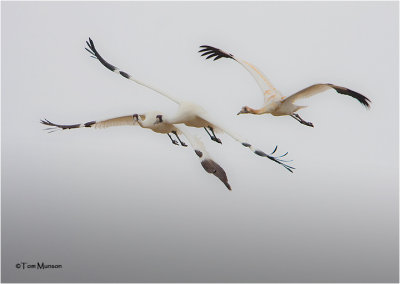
(85, 38), (294, 172)
(40, 113), (231, 190)
(199, 45), (371, 127)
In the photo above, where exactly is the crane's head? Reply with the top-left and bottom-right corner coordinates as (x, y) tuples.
(132, 114), (139, 121)
(154, 114), (163, 124)
(237, 106), (251, 115)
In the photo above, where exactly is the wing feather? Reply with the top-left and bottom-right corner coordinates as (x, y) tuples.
(282, 83), (371, 108)
(94, 115), (139, 128)
(199, 45), (281, 102)
(238, 59), (278, 97)
(195, 113), (295, 173)
(177, 126), (231, 190)
(40, 115), (139, 131)
(86, 38), (181, 105)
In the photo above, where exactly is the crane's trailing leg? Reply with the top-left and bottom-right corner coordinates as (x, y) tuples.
(291, 113), (314, 127)
(172, 131), (188, 147)
(167, 133), (179, 145)
(208, 127), (222, 144)
(203, 127), (219, 144)
(203, 127), (222, 144)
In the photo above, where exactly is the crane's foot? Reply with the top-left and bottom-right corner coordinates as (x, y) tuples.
(301, 120), (314, 127)
(204, 127), (222, 144)
(211, 137), (222, 144)
(172, 131), (188, 147)
(291, 113), (314, 128)
(168, 133), (180, 145)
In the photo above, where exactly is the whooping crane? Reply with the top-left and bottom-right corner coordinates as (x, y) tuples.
(199, 45), (371, 127)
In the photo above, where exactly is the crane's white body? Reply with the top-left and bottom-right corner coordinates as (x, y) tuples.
(163, 101), (219, 130)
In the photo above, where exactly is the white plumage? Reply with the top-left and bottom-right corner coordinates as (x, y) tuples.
(199, 45), (371, 127)
(41, 112), (231, 190)
(85, 38), (294, 172)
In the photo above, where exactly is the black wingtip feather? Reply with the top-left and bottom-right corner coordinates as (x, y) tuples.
(40, 118), (83, 130)
(85, 47), (95, 56)
(253, 147), (295, 173)
(342, 89), (371, 108)
(198, 45), (235, 61)
(198, 48), (210, 53)
(88, 37), (94, 48)
(200, 51), (214, 57)
(206, 53), (218, 60)
(328, 84), (371, 109)
(84, 37), (117, 72)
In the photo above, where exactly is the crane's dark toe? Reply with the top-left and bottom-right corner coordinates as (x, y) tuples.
(212, 137), (222, 144)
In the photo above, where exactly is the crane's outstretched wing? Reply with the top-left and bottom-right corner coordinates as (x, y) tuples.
(199, 45), (281, 103)
(196, 113), (295, 173)
(86, 38), (181, 104)
(281, 83), (371, 108)
(177, 126), (231, 190)
(40, 115), (139, 133)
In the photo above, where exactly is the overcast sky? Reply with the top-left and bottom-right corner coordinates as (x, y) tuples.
(2, 1), (398, 282)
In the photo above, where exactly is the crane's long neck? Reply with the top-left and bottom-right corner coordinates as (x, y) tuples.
(248, 106), (268, 115)
(240, 105), (269, 115)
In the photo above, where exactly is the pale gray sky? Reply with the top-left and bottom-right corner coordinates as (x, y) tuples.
(2, 1), (398, 282)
